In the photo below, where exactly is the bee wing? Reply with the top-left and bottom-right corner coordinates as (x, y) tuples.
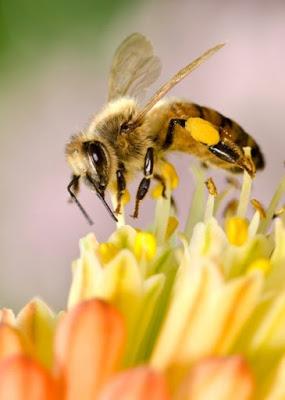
(134, 42), (226, 125)
(108, 33), (161, 101)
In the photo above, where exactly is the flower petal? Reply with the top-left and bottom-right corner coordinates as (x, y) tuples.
(0, 355), (57, 400)
(0, 309), (16, 325)
(17, 298), (56, 368)
(177, 356), (254, 400)
(98, 367), (170, 400)
(0, 324), (26, 361)
(265, 355), (285, 400)
(151, 254), (263, 369)
(55, 299), (125, 400)
(68, 233), (104, 308)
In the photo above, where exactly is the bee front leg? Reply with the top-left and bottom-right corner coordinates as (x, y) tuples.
(115, 164), (126, 215)
(131, 147), (154, 218)
(67, 175), (93, 225)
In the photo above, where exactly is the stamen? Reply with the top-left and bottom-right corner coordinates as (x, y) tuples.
(259, 176), (285, 234)
(204, 177), (217, 222)
(223, 199), (238, 218)
(251, 199), (266, 219)
(225, 216), (249, 246)
(186, 117), (220, 145)
(236, 148), (252, 218)
(185, 165), (206, 240)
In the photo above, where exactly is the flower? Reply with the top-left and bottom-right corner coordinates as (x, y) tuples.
(0, 163), (285, 399)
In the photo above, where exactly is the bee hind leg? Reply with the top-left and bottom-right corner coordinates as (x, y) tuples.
(131, 147), (154, 218)
(208, 139), (255, 177)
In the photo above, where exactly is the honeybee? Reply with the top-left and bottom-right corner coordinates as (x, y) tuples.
(66, 33), (264, 224)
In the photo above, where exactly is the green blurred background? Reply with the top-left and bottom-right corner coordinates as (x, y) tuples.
(0, 0), (139, 79)
(1, 0), (284, 311)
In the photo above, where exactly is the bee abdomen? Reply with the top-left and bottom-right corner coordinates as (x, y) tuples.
(164, 102), (265, 171)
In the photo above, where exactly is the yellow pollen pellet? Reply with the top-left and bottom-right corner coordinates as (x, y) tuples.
(247, 258), (271, 276)
(151, 183), (164, 199)
(225, 217), (249, 246)
(134, 232), (157, 261)
(161, 162), (179, 190)
(121, 189), (131, 205)
(97, 243), (119, 265)
(186, 117), (220, 145)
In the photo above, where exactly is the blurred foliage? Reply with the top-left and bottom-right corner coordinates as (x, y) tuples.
(0, 0), (141, 78)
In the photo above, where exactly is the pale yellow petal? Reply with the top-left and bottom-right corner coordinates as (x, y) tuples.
(16, 298), (56, 368)
(265, 355), (285, 400)
(68, 234), (104, 308)
(151, 247), (263, 370)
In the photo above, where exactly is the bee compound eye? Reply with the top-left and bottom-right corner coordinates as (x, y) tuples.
(88, 142), (106, 166)
(87, 141), (109, 189)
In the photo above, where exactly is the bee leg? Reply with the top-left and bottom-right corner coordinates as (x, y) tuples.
(208, 140), (255, 177)
(115, 165), (126, 214)
(153, 173), (167, 198)
(67, 175), (93, 225)
(163, 119), (186, 149)
(68, 174), (80, 203)
(131, 147), (154, 218)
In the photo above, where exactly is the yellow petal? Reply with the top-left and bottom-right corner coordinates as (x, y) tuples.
(186, 117), (220, 145)
(0, 325), (26, 361)
(55, 299), (125, 400)
(0, 355), (58, 400)
(98, 367), (171, 400)
(177, 356), (254, 400)
(16, 298), (56, 368)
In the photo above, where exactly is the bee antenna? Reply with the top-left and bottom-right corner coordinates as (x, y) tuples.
(86, 175), (118, 223)
(67, 176), (94, 225)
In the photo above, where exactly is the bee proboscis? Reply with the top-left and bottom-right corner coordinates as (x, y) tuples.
(66, 33), (264, 224)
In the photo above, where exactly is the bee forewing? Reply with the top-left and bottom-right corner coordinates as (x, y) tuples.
(108, 32), (161, 101)
(135, 42), (226, 124)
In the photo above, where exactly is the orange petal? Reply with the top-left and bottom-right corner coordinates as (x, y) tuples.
(0, 355), (58, 400)
(98, 367), (171, 400)
(0, 324), (26, 361)
(55, 299), (125, 400)
(0, 309), (16, 325)
(177, 356), (254, 400)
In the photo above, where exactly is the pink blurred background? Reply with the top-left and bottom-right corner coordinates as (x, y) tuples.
(1, 0), (285, 310)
